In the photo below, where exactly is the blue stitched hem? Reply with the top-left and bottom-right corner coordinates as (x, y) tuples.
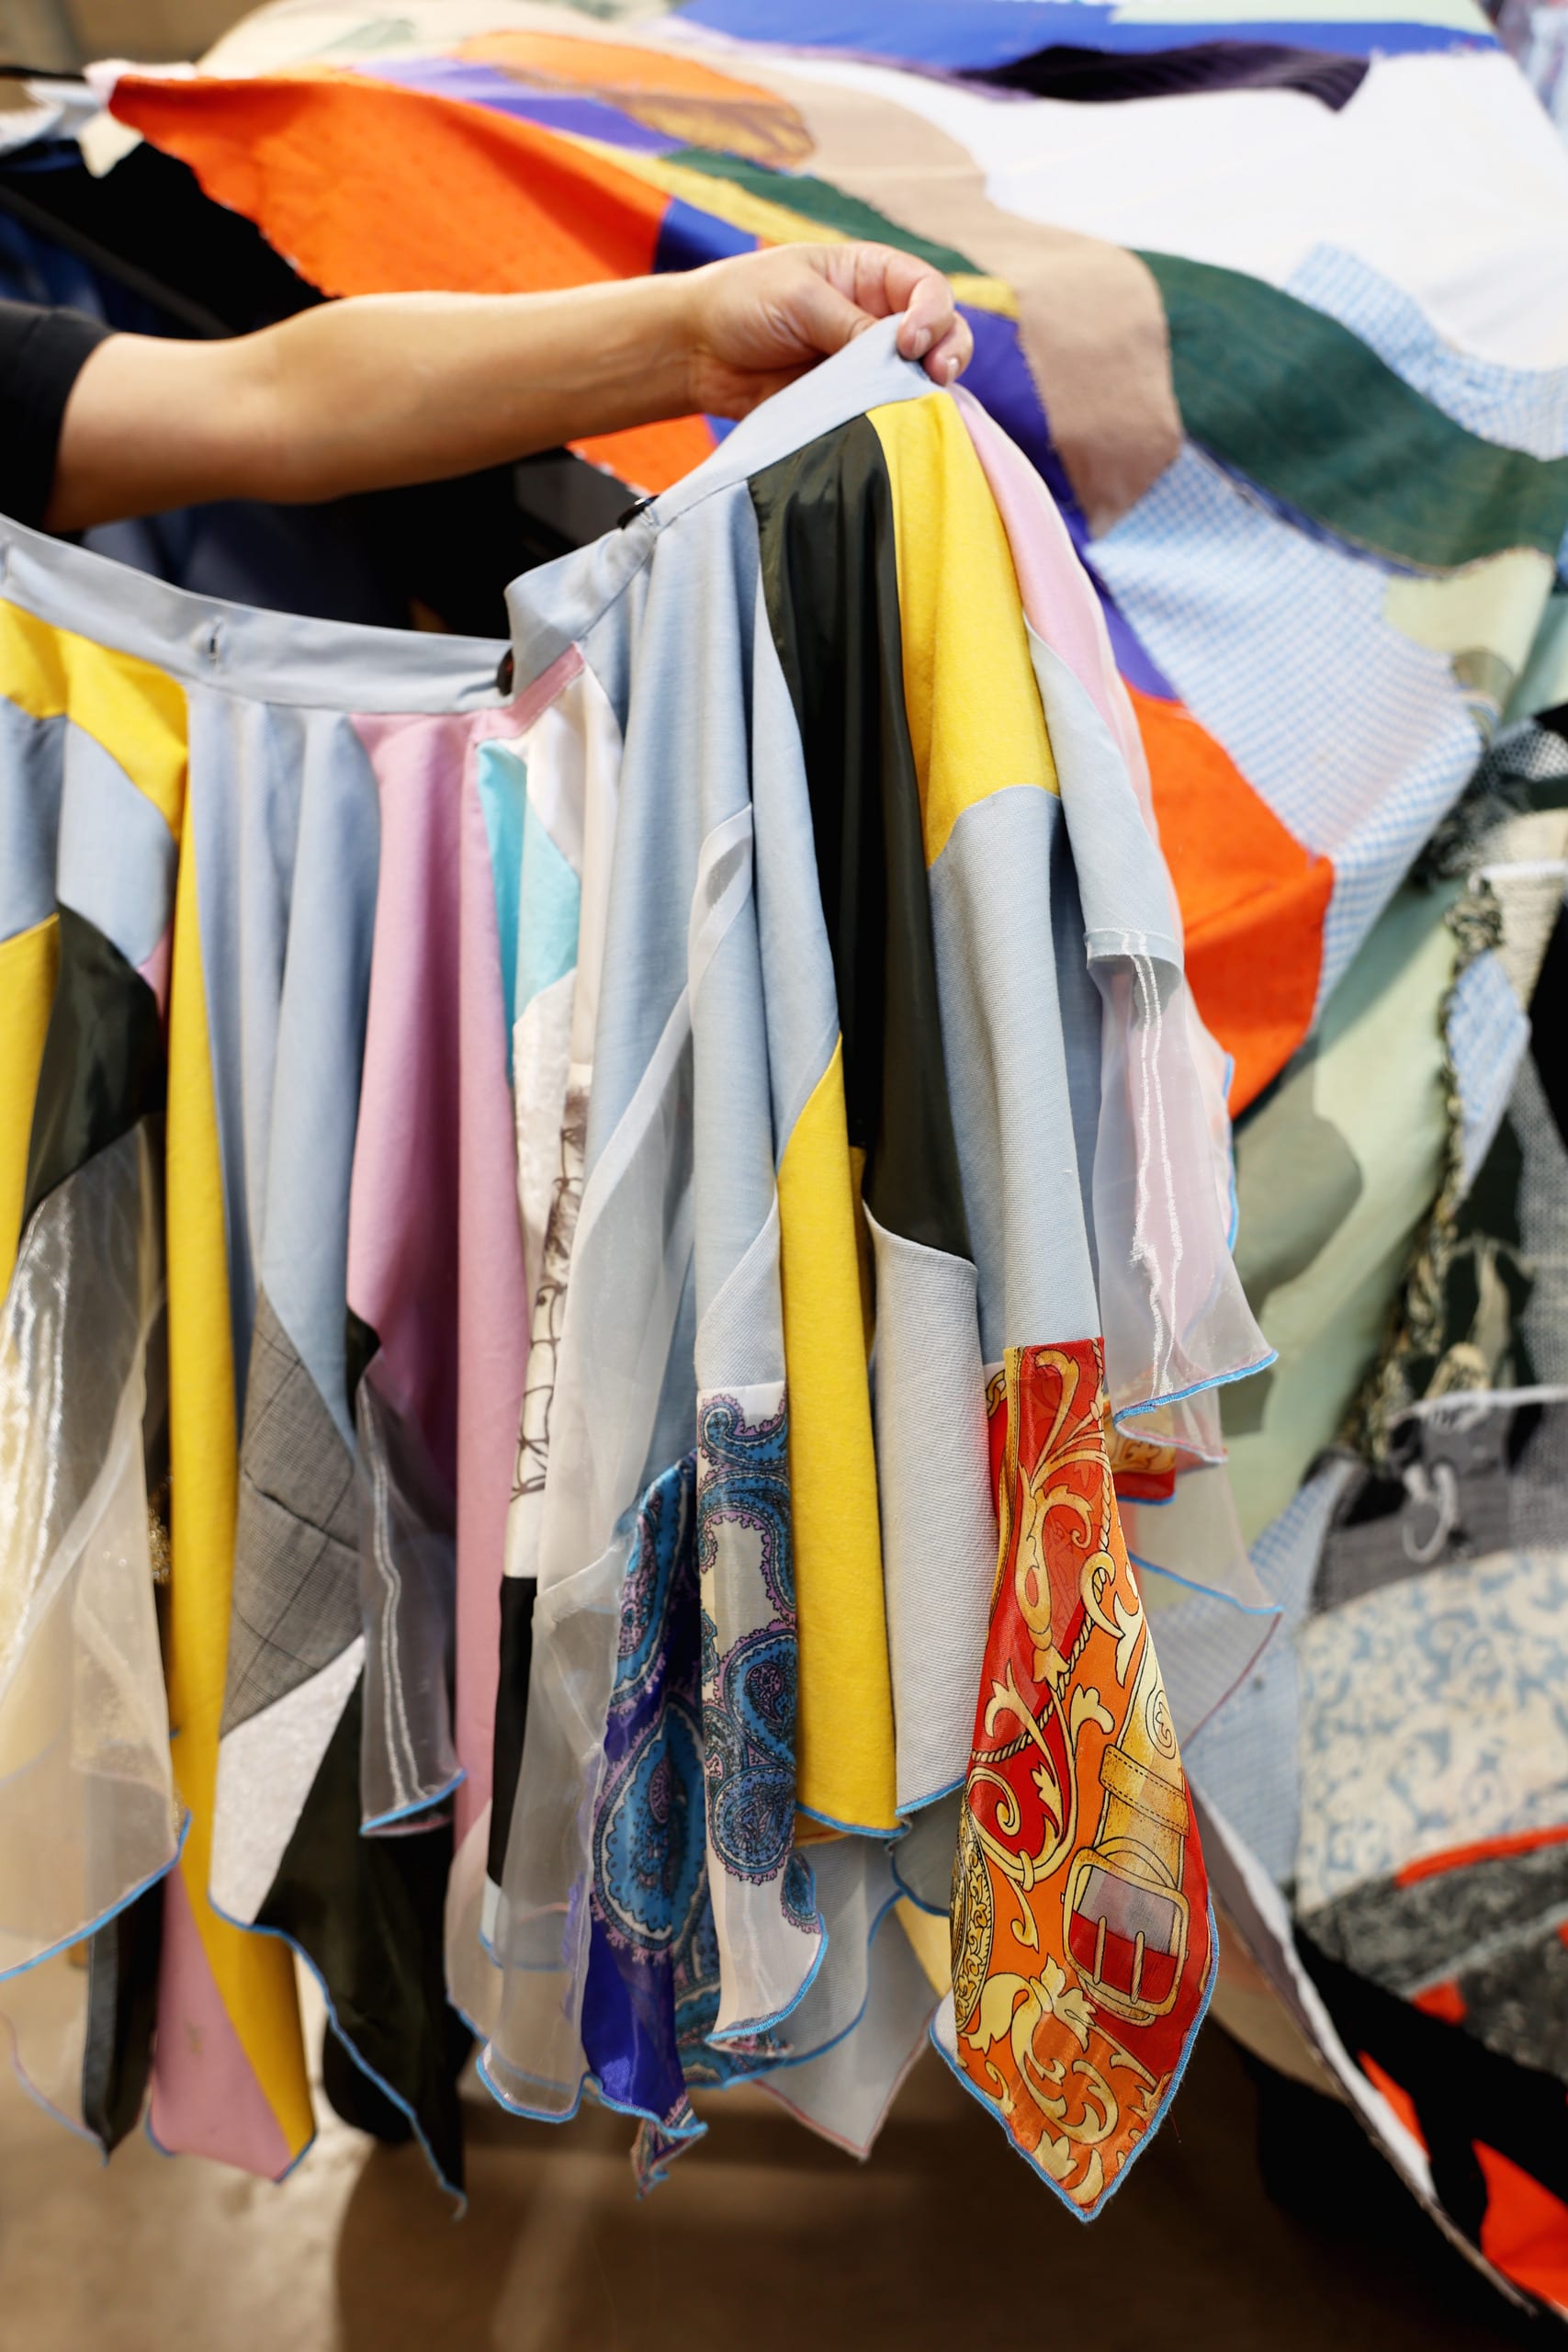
(359, 1765), (467, 1835)
(206, 1896), (464, 2211)
(706, 1903), (828, 2044)
(1112, 1346), (1278, 1430)
(795, 1799), (904, 1839)
(1126, 1554), (1284, 1619)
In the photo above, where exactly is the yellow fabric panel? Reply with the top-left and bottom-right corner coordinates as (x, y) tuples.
(868, 395), (1057, 865)
(777, 1038), (899, 1834)
(0, 915), (59, 1292)
(0, 603), (187, 837)
(564, 138), (1016, 314)
(896, 1897), (953, 1997)
(164, 797), (312, 2158)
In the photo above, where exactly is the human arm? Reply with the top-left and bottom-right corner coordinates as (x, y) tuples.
(45, 243), (973, 532)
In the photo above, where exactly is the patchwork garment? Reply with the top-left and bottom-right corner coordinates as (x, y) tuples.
(71, 0), (1568, 2297)
(447, 320), (1267, 2214)
(0, 319), (1269, 2219)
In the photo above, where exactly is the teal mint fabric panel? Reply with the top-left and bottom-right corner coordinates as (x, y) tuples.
(666, 147), (979, 275)
(1141, 249), (1568, 569)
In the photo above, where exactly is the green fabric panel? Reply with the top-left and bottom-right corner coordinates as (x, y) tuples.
(1222, 880), (1459, 1541)
(669, 147), (979, 277)
(1140, 250), (1568, 570)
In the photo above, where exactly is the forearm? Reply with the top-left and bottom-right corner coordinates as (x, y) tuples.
(48, 276), (699, 530)
(43, 244), (972, 533)
(258, 277), (700, 498)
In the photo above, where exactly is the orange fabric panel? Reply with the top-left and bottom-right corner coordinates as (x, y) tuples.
(109, 72), (666, 298)
(570, 414), (719, 495)
(1130, 685), (1330, 1114)
(1476, 2140), (1568, 2312)
(1358, 2052), (1427, 2149)
(457, 28), (814, 166)
(1412, 1980), (1468, 2025)
(1397, 1823), (1568, 1887)
(459, 29), (787, 105)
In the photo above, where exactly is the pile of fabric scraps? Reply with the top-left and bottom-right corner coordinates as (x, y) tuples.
(5, 0), (1568, 2314)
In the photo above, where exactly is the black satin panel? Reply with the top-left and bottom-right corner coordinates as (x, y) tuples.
(81, 1874), (164, 2153)
(22, 903), (165, 1230)
(965, 40), (1368, 108)
(750, 415), (970, 1260)
(486, 1574), (538, 1889)
(257, 1675), (465, 2195)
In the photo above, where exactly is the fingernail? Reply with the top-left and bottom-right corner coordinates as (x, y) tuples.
(945, 354), (960, 379)
(909, 324), (932, 356)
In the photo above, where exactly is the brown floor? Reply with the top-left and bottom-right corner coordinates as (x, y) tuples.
(0, 2008), (1542, 2352)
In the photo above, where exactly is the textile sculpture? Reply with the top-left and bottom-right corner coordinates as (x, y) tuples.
(0, 322), (1269, 2220)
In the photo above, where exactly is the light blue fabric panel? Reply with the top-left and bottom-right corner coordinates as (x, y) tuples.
(1184, 1459), (1351, 1883)
(476, 738), (528, 1071)
(1095, 442), (1482, 1010)
(577, 481), (759, 1193)
(256, 709), (382, 1448)
(1290, 243), (1568, 459)
(54, 716), (177, 973)
(187, 685), (306, 1409)
(0, 699), (62, 943)
(749, 597), (840, 1170)
(189, 688), (380, 1435)
(475, 739), (581, 1081)
(506, 318), (931, 708)
(1450, 944), (1530, 1192)
(1028, 628), (1180, 963)
(928, 785), (1099, 1362)
(516, 797), (581, 1019)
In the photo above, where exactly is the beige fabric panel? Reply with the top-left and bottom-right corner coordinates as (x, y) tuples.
(738, 52), (1181, 530)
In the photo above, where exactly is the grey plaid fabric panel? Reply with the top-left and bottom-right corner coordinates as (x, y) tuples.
(1308, 1843), (1568, 2086)
(221, 1288), (363, 1736)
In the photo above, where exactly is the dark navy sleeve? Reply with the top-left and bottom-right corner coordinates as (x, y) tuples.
(0, 299), (112, 529)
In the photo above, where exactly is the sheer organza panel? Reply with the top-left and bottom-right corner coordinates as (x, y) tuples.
(0, 1121), (178, 1982)
(1091, 954), (1272, 1437)
(479, 1532), (627, 2119)
(355, 1371), (461, 1831)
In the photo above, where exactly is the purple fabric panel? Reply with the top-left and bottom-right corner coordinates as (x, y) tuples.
(673, 0), (1493, 69)
(360, 56), (680, 152)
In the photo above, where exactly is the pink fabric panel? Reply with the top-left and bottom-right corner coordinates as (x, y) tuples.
(137, 921), (173, 1023)
(347, 713), (467, 1490)
(147, 1869), (296, 2178)
(452, 734), (531, 1832)
(954, 385), (1151, 796)
(350, 701), (539, 1837)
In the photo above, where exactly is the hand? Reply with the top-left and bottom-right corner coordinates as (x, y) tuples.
(680, 243), (974, 420)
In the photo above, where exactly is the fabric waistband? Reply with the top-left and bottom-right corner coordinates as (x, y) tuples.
(0, 512), (509, 715)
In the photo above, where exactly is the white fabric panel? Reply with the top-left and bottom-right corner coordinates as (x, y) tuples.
(866, 1212), (995, 1815)
(782, 50), (1568, 368)
(209, 1637), (365, 1926)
